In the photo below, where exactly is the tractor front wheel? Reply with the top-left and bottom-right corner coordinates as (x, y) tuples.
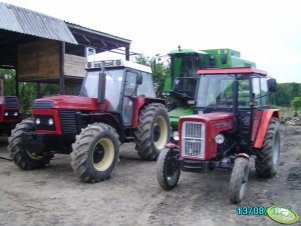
(134, 103), (170, 160)
(8, 118), (51, 170)
(229, 157), (249, 203)
(156, 148), (181, 190)
(255, 117), (280, 178)
(71, 123), (120, 183)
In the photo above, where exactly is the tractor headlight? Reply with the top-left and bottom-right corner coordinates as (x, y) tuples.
(48, 118), (54, 126)
(35, 118), (41, 125)
(173, 131), (179, 141)
(215, 134), (225, 144)
(4, 112), (8, 116)
(14, 112), (18, 116)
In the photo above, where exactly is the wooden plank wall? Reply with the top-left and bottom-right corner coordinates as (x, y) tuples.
(18, 39), (60, 81)
(18, 39), (86, 82)
(64, 54), (86, 78)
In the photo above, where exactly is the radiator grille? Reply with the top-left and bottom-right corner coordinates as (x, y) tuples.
(59, 110), (77, 134)
(33, 100), (53, 109)
(181, 121), (205, 158)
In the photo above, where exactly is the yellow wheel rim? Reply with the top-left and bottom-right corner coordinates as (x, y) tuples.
(93, 138), (115, 171)
(154, 116), (168, 150)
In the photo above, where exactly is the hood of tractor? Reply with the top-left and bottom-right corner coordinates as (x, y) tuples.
(33, 95), (99, 110)
(179, 112), (234, 124)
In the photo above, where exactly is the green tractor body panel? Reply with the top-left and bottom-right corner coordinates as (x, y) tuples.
(163, 48), (256, 130)
(168, 105), (193, 130)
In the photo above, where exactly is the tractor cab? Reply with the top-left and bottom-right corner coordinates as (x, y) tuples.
(194, 67), (277, 149)
(81, 60), (156, 126)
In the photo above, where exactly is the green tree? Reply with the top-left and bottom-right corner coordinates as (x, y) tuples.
(291, 96), (301, 114)
(134, 54), (169, 93)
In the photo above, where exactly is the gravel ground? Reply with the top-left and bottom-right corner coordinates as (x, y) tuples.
(0, 126), (300, 226)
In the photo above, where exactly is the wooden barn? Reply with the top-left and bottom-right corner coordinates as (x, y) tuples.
(0, 2), (132, 96)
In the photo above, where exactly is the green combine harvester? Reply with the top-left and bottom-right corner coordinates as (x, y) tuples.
(161, 47), (256, 130)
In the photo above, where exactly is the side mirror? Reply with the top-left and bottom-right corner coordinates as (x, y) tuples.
(137, 74), (143, 85)
(267, 78), (277, 92)
(98, 72), (106, 104)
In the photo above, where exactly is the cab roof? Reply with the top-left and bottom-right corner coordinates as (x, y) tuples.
(196, 67), (267, 76)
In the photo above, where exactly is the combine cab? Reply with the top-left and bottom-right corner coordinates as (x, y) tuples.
(0, 96), (19, 135)
(8, 59), (170, 183)
(156, 67), (280, 203)
(162, 47), (255, 130)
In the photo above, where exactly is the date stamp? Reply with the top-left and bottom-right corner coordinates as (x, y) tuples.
(237, 206), (268, 216)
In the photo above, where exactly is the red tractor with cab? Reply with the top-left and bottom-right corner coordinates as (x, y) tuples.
(156, 67), (280, 203)
(8, 59), (170, 183)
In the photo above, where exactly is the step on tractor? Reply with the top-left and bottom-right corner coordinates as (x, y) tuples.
(161, 47), (256, 130)
(0, 96), (20, 135)
(8, 59), (170, 183)
(156, 67), (280, 203)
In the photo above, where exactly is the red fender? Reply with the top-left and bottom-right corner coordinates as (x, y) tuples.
(253, 109), (279, 148)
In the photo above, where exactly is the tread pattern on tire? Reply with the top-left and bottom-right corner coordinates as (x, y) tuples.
(134, 103), (170, 160)
(156, 148), (180, 190)
(255, 117), (280, 178)
(229, 157), (249, 203)
(71, 123), (120, 183)
(8, 118), (51, 170)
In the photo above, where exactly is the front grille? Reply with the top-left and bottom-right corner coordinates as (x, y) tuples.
(33, 100), (53, 109)
(59, 110), (77, 134)
(4, 96), (19, 107)
(181, 121), (205, 158)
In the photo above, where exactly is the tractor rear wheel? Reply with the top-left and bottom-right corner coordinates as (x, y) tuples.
(134, 103), (170, 160)
(156, 148), (181, 190)
(255, 117), (280, 178)
(8, 118), (51, 170)
(71, 123), (120, 183)
(229, 157), (249, 203)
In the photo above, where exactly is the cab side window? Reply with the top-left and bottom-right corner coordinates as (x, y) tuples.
(137, 72), (156, 97)
(260, 78), (269, 106)
(238, 79), (250, 107)
(252, 77), (261, 106)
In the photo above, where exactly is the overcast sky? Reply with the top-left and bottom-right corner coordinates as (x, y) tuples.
(2, 0), (301, 83)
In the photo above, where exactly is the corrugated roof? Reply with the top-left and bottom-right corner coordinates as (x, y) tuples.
(66, 22), (131, 45)
(0, 2), (77, 44)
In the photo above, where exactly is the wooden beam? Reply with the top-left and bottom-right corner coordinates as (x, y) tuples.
(59, 42), (65, 94)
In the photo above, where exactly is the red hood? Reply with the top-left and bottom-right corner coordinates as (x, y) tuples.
(34, 95), (99, 110)
(180, 112), (234, 123)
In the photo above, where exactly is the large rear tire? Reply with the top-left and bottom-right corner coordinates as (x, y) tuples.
(229, 157), (249, 203)
(8, 118), (51, 170)
(134, 103), (170, 160)
(255, 117), (280, 178)
(71, 123), (120, 183)
(156, 148), (180, 190)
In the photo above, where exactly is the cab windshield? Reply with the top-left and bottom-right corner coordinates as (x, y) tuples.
(79, 69), (124, 111)
(196, 74), (235, 108)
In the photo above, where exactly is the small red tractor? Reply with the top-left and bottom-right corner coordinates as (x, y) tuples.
(156, 67), (280, 203)
(0, 96), (19, 135)
(8, 59), (170, 183)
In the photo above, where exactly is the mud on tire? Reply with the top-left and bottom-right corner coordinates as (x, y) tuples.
(255, 117), (280, 178)
(8, 118), (51, 170)
(71, 123), (120, 183)
(134, 103), (170, 160)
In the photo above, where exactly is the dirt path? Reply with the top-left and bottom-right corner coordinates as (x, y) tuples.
(0, 126), (300, 226)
